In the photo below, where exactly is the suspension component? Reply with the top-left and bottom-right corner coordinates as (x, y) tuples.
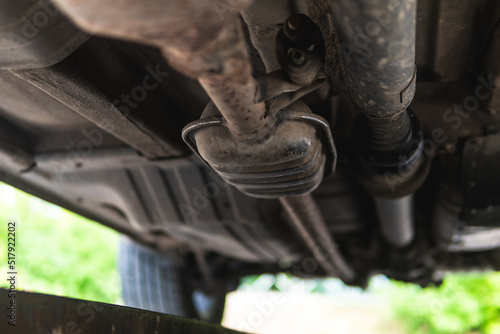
(183, 100), (336, 198)
(183, 13), (334, 198)
(181, 12), (354, 280)
(280, 194), (356, 282)
(45, 3), (355, 280)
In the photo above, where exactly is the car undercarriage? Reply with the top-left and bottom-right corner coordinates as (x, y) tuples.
(1, 0), (500, 311)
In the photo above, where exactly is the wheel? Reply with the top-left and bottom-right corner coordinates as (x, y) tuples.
(118, 236), (230, 323)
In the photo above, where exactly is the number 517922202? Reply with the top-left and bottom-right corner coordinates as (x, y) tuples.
(7, 221), (16, 271)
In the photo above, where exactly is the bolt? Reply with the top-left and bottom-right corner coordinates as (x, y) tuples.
(288, 48), (306, 66)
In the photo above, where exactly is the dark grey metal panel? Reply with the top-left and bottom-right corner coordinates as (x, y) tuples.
(27, 148), (301, 263)
(0, 289), (245, 334)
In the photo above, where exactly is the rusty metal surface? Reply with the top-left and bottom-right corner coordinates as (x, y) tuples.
(197, 22), (268, 138)
(275, 14), (326, 87)
(333, 0), (419, 166)
(255, 70), (326, 109)
(241, 0), (293, 72)
(280, 194), (356, 283)
(0, 289), (246, 334)
(49, 1), (357, 280)
(0, 0), (500, 289)
(332, 0), (423, 250)
(183, 100), (336, 198)
(51, 0), (268, 140)
(50, 0), (250, 53)
(0, 0), (89, 69)
(332, 0), (416, 117)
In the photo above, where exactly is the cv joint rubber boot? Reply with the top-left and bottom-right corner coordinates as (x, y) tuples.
(183, 100), (336, 198)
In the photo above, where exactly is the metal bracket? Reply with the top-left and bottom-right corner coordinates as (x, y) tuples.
(182, 109), (337, 179)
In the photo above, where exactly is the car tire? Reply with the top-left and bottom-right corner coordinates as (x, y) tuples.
(118, 236), (229, 323)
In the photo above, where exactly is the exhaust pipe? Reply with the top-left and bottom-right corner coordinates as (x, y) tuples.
(333, 0), (426, 247)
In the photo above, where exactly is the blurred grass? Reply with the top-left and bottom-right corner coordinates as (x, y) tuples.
(386, 273), (500, 334)
(239, 273), (500, 334)
(0, 182), (121, 304)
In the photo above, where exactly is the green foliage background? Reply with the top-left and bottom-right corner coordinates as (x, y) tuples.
(387, 274), (500, 334)
(1, 181), (500, 333)
(0, 182), (121, 304)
